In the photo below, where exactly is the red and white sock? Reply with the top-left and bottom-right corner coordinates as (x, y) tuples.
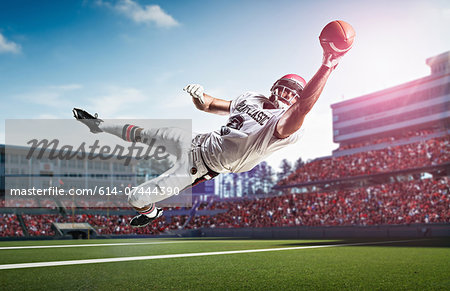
(100, 121), (141, 142)
(139, 203), (158, 218)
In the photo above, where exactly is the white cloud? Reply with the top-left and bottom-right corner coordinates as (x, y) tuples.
(17, 84), (83, 107)
(154, 69), (184, 84)
(37, 114), (59, 119)
(13, 84), (149, 119)
(0, 33), (21, 54)
(48, 84), (83, 91)
(100, 0), (179, 27)
(26, 91), (65, 107)
(163, 93), (191, 109)
(88, 86), (147, 116)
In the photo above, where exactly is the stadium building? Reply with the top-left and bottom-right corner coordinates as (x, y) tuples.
(273, 52), (449, 194)
(1, 144), (137, 206)
(331, 51), (449, 157)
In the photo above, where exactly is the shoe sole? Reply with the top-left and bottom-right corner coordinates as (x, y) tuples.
(130, 210), (164, 228)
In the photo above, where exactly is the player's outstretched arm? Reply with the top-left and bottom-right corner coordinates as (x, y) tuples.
(275, 20), (355, 139)
(184, 84), (231, 115)
(274, 65), (333, 139)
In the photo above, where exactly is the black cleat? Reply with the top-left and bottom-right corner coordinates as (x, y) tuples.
(130, 208), (164, 228)
(72, 108), (103, 133)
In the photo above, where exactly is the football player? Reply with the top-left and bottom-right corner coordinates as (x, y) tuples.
(73, 37), (349, 227)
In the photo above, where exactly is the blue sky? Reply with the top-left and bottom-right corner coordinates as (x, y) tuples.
(0, 0), (449, 168)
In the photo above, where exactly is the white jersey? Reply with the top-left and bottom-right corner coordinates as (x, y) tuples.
(200, 91), (300, 173)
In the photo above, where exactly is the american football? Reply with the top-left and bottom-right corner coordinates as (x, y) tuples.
(319, 20), (356, 53)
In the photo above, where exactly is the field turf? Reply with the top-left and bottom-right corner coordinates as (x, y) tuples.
(0, 238), (449, 290)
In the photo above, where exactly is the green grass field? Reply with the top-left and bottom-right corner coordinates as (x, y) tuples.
(0, 238), (449, 290)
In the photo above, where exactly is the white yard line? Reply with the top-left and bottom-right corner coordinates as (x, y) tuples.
(0, 239), (419, 270)
(0, 241), (189, 250)
(0, 239), (338, 250)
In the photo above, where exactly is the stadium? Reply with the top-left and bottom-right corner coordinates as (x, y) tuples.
(1, 50), (449, 290)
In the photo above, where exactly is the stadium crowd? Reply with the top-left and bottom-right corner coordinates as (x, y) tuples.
(279, 136), (449, 185)
(186, 177), (449, 228)
(337, 128), (441, 150)
(68, 214), (167, 235)
(0, 214), (24, 237)
(0, 177), (448, 236)
(22, 214), (65, 236)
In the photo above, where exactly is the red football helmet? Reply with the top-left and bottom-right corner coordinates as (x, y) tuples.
(270, 74), (306, 109)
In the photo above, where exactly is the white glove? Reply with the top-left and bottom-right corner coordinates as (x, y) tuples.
(322, 52), (343, 69)
(183, 84), (205, 104)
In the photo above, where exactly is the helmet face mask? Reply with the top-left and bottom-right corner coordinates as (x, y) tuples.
(270, 74), (306, 109)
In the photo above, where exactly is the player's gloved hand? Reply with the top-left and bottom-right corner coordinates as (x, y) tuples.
(322, 52), (343, 69)
(321, 41), (352, 69)
(183, 84), (205, 104)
